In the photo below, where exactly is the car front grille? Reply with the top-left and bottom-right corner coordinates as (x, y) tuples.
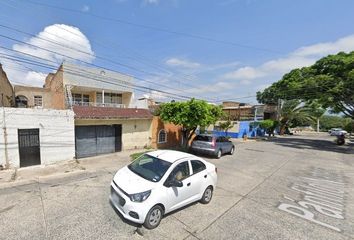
(111, 186), (126, 206)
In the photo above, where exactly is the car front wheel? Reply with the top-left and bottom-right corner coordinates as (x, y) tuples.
(200, 186), (213, 204)
(229, 146), (235, 155)
(144, 205), (164, 229)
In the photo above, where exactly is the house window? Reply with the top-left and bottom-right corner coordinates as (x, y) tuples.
(34, 95), (42, 107)
(158, 129), (167, 143)
(97, 92), (122, 105)
(72, 93), (89, 105)
(15, 95), (28, 108)
(105, 93), (122, 104)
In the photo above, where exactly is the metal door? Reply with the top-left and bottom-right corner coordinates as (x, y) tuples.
(75, 125), (122, 158)
(115, 124), (122, 152)
(75, 126), (97, 158)
(96, 125), (115, 155)
(18, 129), (41, 167)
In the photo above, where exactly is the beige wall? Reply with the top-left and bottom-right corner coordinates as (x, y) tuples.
(207, 121), (240, 133)
(0, 65), (14, 107)
(75, 118), (152, 150)
(14, 85), (52, 108)
(122, 92), (132, 106)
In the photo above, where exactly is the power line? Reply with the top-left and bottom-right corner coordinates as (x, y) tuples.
(0, 1), (220, 100)
(19, 0), (284, 55)
(0, 23), (210, 100)
(0, 35), (206, 101)
(0, 52), (193, 101)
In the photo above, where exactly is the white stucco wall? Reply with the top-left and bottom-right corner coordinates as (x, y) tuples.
(0, 108), (75, 168)
(63, 62), (133, 93)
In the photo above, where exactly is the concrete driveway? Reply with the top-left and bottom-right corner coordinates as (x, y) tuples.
(0, 134), (353, 240)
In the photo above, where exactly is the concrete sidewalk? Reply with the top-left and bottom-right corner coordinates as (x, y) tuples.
(0, 149), (144, 189)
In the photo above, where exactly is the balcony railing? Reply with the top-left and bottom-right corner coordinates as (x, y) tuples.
(69, 101), (126, 108)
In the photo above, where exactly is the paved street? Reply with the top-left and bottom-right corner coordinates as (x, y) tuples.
(0, 134), (353, 240)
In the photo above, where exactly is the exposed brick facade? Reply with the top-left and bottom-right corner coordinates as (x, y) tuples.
(151, 116), (182, 149)
(0, 64), (14, 107)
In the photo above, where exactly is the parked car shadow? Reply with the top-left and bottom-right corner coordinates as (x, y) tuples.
(109, 200), (141, 228)
(267, 136), (353, 154)
(109, 199), (199, 229)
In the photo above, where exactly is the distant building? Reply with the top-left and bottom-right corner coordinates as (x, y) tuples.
(222, 101), (277, 121)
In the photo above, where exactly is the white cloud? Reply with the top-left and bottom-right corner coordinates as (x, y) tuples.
(142, 0), (159, 5)
(1, 24), (95, 87)
(222, 34), (354, 83)
(81, 5), (90, 12)
(223, 66), (265, 80)
(165, 57), (201, 69)
(293, 35), (354, 57)
(185, 81), (230, 94)
(13, 24), (95, 64)
(143, 90), (168, 100)
(24, 71), (47, 85)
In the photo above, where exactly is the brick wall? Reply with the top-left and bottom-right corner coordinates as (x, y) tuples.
(0, 65), (14, 107)
(151, 116), (182, 149)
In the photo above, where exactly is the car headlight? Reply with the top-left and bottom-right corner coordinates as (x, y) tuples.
(129, 190), (151, 202)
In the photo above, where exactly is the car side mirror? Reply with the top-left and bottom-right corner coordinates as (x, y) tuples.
(166, 179), (183, 188)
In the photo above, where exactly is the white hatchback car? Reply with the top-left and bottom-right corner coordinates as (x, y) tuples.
(110, 150), (217, 229)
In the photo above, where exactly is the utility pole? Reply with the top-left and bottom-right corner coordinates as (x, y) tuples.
(0, 64), (9, 169)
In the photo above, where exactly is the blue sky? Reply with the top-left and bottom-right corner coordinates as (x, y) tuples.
(1, 0), (354, 103)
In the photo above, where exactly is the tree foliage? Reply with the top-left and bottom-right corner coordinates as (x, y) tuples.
(219, 120), (233, 135)
(318, 115), (348, 131)
(159, 99), (223, 147)
(257, 51), (354, 119)
(278, 100), (316, 134)
(344, 120), (354, 133)
(259, 119), (279, 136)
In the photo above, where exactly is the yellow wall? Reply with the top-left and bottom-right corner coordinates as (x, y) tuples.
(14, 86), (52, 108)
(75, 119), (152, 150)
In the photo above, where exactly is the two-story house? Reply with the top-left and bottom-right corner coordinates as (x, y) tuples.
(14, 62), (153, 158)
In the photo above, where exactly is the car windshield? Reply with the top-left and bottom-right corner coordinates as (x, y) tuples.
(128, 154), (172, 182)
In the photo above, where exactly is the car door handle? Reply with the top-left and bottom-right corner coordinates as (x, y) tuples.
(187, 182), (191, 186)
(204, 175), (207, 178)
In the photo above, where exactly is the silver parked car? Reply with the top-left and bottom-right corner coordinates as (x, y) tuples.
(191, 134), (235, 159)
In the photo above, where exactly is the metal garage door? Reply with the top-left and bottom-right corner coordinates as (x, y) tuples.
(75, 125), (122, 158)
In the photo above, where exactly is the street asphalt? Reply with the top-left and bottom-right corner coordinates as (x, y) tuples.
(0, 133), (353, 240)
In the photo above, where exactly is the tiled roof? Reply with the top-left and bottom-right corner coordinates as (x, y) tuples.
(73, 106), (153, 119)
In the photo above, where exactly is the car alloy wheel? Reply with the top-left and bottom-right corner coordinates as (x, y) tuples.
(216, 150), (222, 159)
(144, 205), (163, 229)
(230, 147), (235, 155)
(200, 186), (213, 204)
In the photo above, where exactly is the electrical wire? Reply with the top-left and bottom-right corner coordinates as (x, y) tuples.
(19, 0), (285, 55)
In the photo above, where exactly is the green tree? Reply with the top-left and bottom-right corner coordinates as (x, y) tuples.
(219, 120), (233, 136)
(318, 115), (347, 131)
(344, 119), (354, 134)
(257, 51), (354, 119)
(259, 119), (278, 136)
(306, 102), (326, 132)
(278, 100), (314, 134)
(159, 99), (223, 148)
